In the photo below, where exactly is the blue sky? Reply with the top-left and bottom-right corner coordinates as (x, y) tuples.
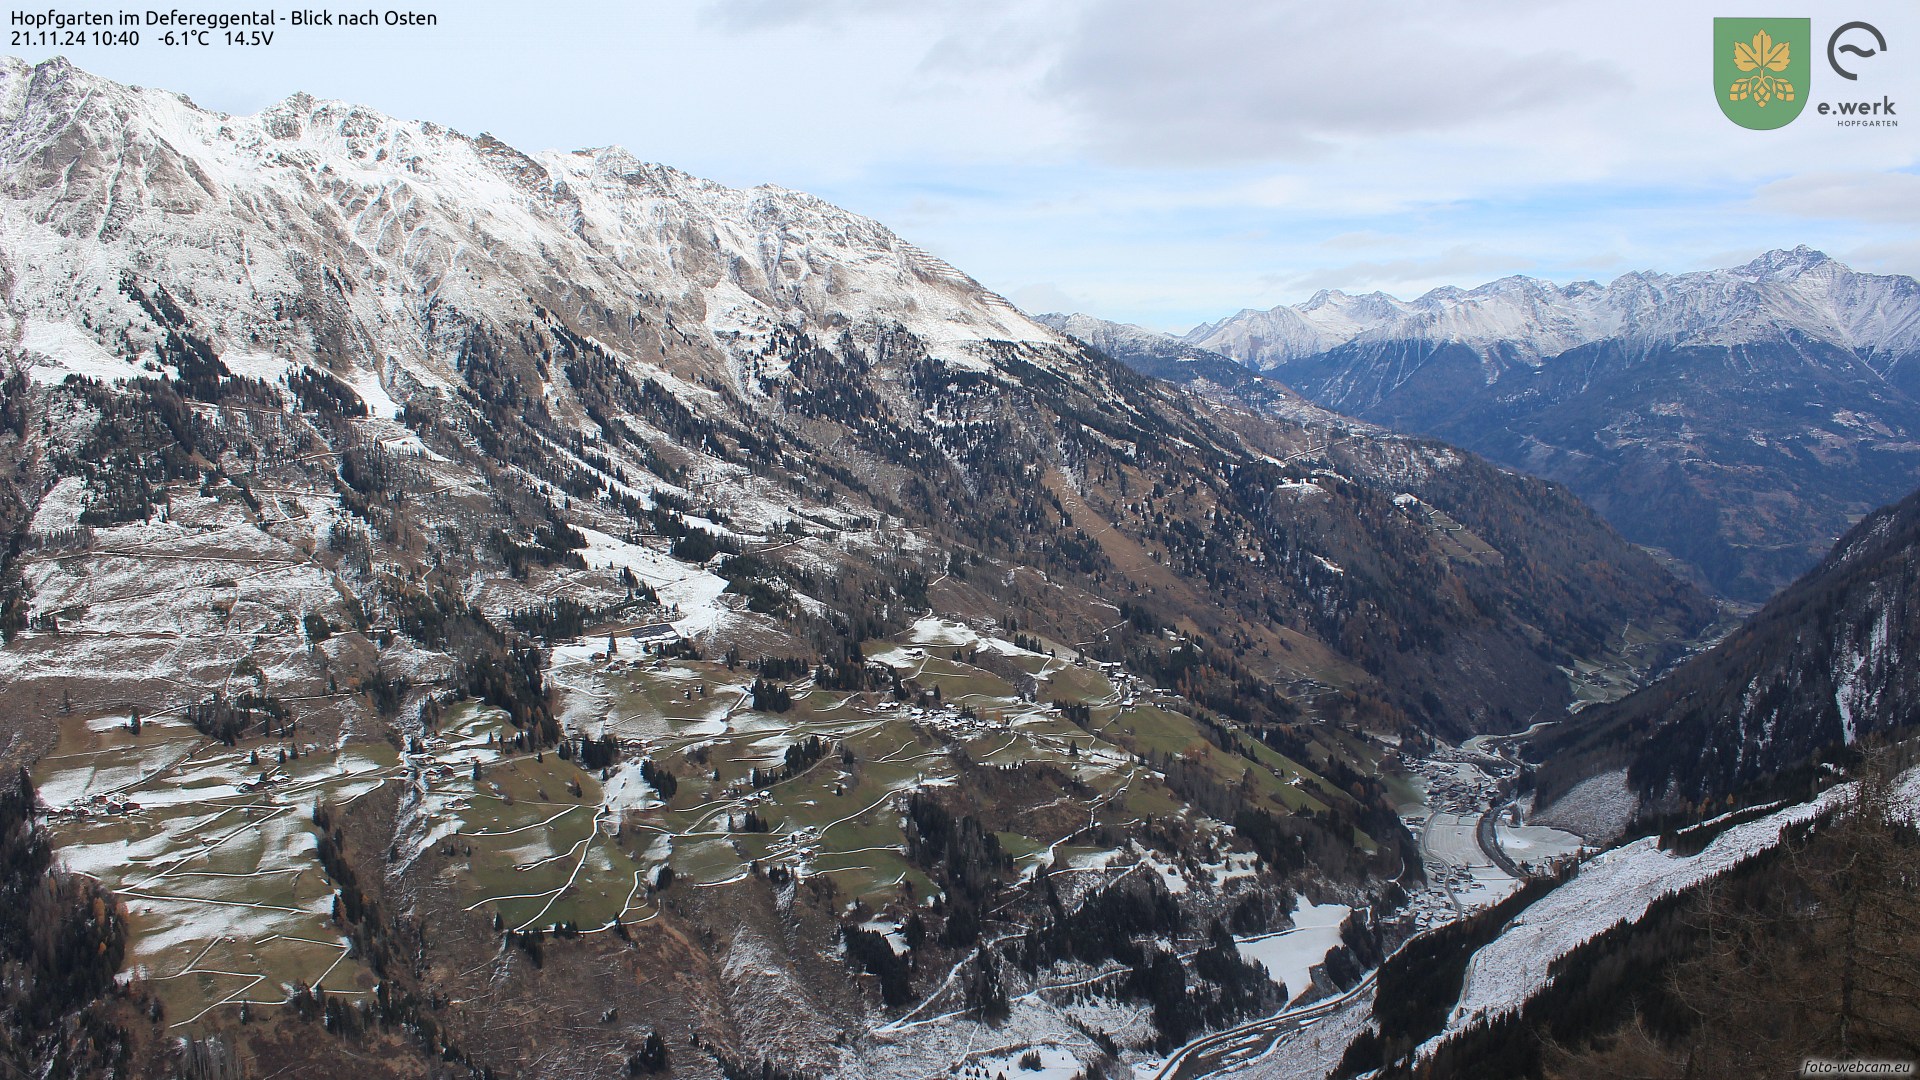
(12, 0), (1918, 332)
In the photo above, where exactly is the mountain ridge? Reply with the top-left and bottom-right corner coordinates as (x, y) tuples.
(1033, 310), (1349, 426)
(0, 54), (1708, 739)
(1185, 248), (1920, 377)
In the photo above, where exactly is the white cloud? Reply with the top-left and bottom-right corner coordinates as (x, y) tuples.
(1752, 172), (1920, 223)
(1044, 0), (1625, 164)
(1840, 238), (1920, 277)
(1269, 246), (1547, 297)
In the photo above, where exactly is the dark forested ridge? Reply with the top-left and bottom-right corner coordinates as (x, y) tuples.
(1535, 484), (1920, 821)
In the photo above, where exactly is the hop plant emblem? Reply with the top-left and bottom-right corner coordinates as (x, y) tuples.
(1728, 30), (1795, 107)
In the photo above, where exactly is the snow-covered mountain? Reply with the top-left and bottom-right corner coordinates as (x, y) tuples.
(1184, 253), (1920, 602)
(0, 55), (1056, 407)
(1536, 480), (1920, 818)
(0, 54), (1707, 738)
(1188, 249), (1920, 380)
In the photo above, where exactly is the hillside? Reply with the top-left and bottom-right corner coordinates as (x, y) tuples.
(1534, 483), (1920, 825)
(0, 56), (1713, 1078)
(1186, 251), (1920, 601)
(0, 55), (1715, 747)
(1334, 761), (1920, 1080)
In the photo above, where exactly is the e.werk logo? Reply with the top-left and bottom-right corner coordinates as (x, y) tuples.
(1828, 21), (1888, 80)
(1715, 18), (1811, 128)
(1818, 21), (1895, 126)
(1714, 17), (1896, 129)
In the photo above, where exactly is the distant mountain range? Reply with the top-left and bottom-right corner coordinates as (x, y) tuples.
(1061, 251), (1920, 602)
(1188, 248), (1920, 382)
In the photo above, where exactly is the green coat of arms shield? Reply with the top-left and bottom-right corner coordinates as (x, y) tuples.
(1715, 18), (1812, 129)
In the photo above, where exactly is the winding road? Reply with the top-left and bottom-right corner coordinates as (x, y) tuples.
(1151, 973), (1377, 1080)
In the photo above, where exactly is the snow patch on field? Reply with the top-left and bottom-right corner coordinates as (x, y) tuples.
(905, 616), (979, 647)
(22, 318), (145, 383)
(1494, 824), (1585, 864)
(1142, 848), (1189, 894)
(660, 572), (732, 640)
(859, 918), (909, 956)
(1273, 479), (1329, 501)
(962, 1044), (1081, 1080)
(219, 350), (294, 384)
(1065, 848), (1124, 871)
(27, 476), (87, 536)
(1209, 850), (1261, 888)
(599, 762), (665, 815)
(575, 527), (699, 585)
(1235, 898), (1350, 1003)
(975, 634), (1039, 658)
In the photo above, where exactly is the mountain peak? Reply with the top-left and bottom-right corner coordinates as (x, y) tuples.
(1739, 245), (1837, 281)
(1472, 274), (1553, 298)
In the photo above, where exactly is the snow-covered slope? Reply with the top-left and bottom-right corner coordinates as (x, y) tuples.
(1536, 481), (1920, 814)
(1427, 767), (1920, 1055)
(0, 55), (1054, 402)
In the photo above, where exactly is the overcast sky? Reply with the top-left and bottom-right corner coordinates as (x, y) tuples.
(12, 1), (1918, 331)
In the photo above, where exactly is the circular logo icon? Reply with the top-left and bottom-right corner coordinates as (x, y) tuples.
(1827, 21), (1888, 81)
